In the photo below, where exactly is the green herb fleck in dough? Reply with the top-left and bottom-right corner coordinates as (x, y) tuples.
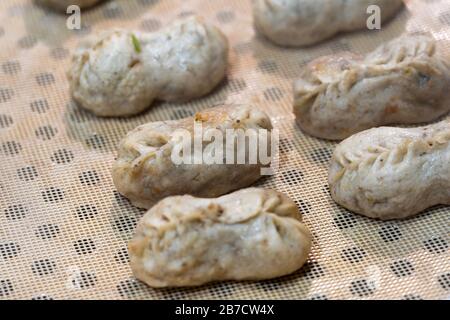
(131, 34), (142, 53)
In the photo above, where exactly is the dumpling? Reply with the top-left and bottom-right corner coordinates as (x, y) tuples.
(294, 34), (450, 140)
(253, 0), (403, 47)
(329, 120), (450, 219)
(36, 0), (103, 11)
(129, 188), (312, 287)
(68, 16), (228, 116)
(112, 104), (274, 209)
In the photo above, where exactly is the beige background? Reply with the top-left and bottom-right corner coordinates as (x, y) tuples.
(0, 0), (449, 299)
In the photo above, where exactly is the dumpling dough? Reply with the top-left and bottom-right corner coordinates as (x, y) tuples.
(112, 104), (273, 209)
(253, 0), (404, 47)
(68, 16), (229, 117)
(329, 120), (450, 220)
(36, 0), (102, 11)
(129, 188), (312, 287)
(294, 34), (450, 140)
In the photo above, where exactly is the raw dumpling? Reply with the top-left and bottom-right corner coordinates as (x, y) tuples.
(253, 0), (403, 47)
(129, 188), (312, 287)
(36, 0), (103, 11)
(329, 120), (450, 220)
(68, 16), (228, 117)
(112, 104), (273, 209)
(294, 34), (450, 140)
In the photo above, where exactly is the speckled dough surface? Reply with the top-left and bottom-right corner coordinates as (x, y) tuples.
(36, 0), (104, 11)
(253, 0), (404, 47)
(329, 120), (450, 220)
(113, 104), (272, 209)
(129, 188), (312, 287)
(294, 34), (450, 140)
(68, 16), (229, 116)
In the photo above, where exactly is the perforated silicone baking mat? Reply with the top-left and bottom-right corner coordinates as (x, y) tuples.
(0, 0), (449, 300)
